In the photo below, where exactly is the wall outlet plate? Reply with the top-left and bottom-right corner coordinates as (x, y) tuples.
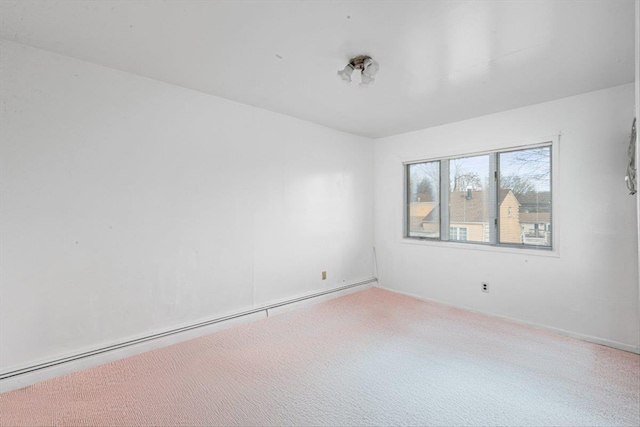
(322, 271), (327, 280)
(481, 282), (489, 293)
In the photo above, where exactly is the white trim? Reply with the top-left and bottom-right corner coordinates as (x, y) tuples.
(376, 285), (640, 355)
(399, 134), (558, 165)
(0, 278), (376, 393)
(399, 236), (559, 257)
(266, 284), (368, 317)
(0, 311), (266, 394)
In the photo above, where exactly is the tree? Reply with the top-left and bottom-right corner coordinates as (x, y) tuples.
(416, 178), (433, 194)
(410, 162), (439, 202)
(416, 178), (435, 201)
(508, 147), (551, 181)
(453, 172), (483, 192)
(499, 175), (536, 198)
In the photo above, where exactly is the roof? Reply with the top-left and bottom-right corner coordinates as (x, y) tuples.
(517, 191), (551, 209)
(408, 202), (435, 218)
(448, 191), (490, 223)
(423, 189), (517, 224)
(519, 212), (551, 224)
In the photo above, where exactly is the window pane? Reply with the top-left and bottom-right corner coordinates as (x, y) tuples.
(499, 146), (551, 247)
(448, 155), (491, 243)
(450, 227), (468, 241)
(407, 162), (439, 238)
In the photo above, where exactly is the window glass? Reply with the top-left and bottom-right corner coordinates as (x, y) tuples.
(448, 155), (490, 243)
(404, 143), (553, 250)
(499, 147), (551, 247)
(407, 161), (440, 238)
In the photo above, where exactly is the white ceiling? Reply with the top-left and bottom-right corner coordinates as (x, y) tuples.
(0, 0), (635, 138)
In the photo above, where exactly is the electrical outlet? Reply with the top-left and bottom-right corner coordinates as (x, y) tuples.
(322, 271), (327, 280)
(481, 282), (489, 293)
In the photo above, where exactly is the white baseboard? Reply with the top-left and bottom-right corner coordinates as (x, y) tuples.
(266, 284), (371, 317)
(0, 278), (376, 393)
(376, 285), (640, 355)
(0, 311), (267, 394)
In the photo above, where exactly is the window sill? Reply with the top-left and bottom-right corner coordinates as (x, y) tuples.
(400, 237), (560, 258)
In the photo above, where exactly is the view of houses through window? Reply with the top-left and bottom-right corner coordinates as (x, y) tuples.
(448, 154), (490, 244)
(407, 161), (440, 239)
(499, 147), (551, 246)
(406, 145), (552, 249)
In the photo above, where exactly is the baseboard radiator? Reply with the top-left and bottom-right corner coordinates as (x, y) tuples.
(0, 278), (376, 391)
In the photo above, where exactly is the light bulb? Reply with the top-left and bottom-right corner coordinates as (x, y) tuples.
(360, 58), (379, 85)
(360, 73), (375, 85)
(337, 64), (355, 83)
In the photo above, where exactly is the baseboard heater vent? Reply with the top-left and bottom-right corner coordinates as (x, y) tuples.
(0, 278), (376, 382)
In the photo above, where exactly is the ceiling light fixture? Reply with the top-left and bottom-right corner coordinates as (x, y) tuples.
(337, 55), (380, 85)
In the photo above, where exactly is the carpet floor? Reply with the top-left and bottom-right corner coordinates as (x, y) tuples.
(1, 287), (638, 426)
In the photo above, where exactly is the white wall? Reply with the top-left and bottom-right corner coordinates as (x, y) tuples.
(0, 40), (374, 372)
(374, 84), (639, 352)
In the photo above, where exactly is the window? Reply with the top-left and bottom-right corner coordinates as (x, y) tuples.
(449, 227), (468, 241)
(449, 154), (490, 243)
(406, 161), (440, 239)
(499, 146), (551, 247)
(405, 144), (552, 249)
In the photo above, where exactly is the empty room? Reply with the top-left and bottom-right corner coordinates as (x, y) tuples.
(1, 1), (639, 426)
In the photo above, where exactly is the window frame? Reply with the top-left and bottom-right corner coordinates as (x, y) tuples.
(403, 138), (557, 254)
(405, 160), (442, 240)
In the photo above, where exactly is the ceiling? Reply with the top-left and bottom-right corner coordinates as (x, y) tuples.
(0, 0), (635, 138)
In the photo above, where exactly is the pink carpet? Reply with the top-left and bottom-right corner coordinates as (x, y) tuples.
(1, 287), (638, 426)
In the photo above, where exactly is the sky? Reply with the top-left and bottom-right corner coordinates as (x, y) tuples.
(409, 146), (551, 198)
